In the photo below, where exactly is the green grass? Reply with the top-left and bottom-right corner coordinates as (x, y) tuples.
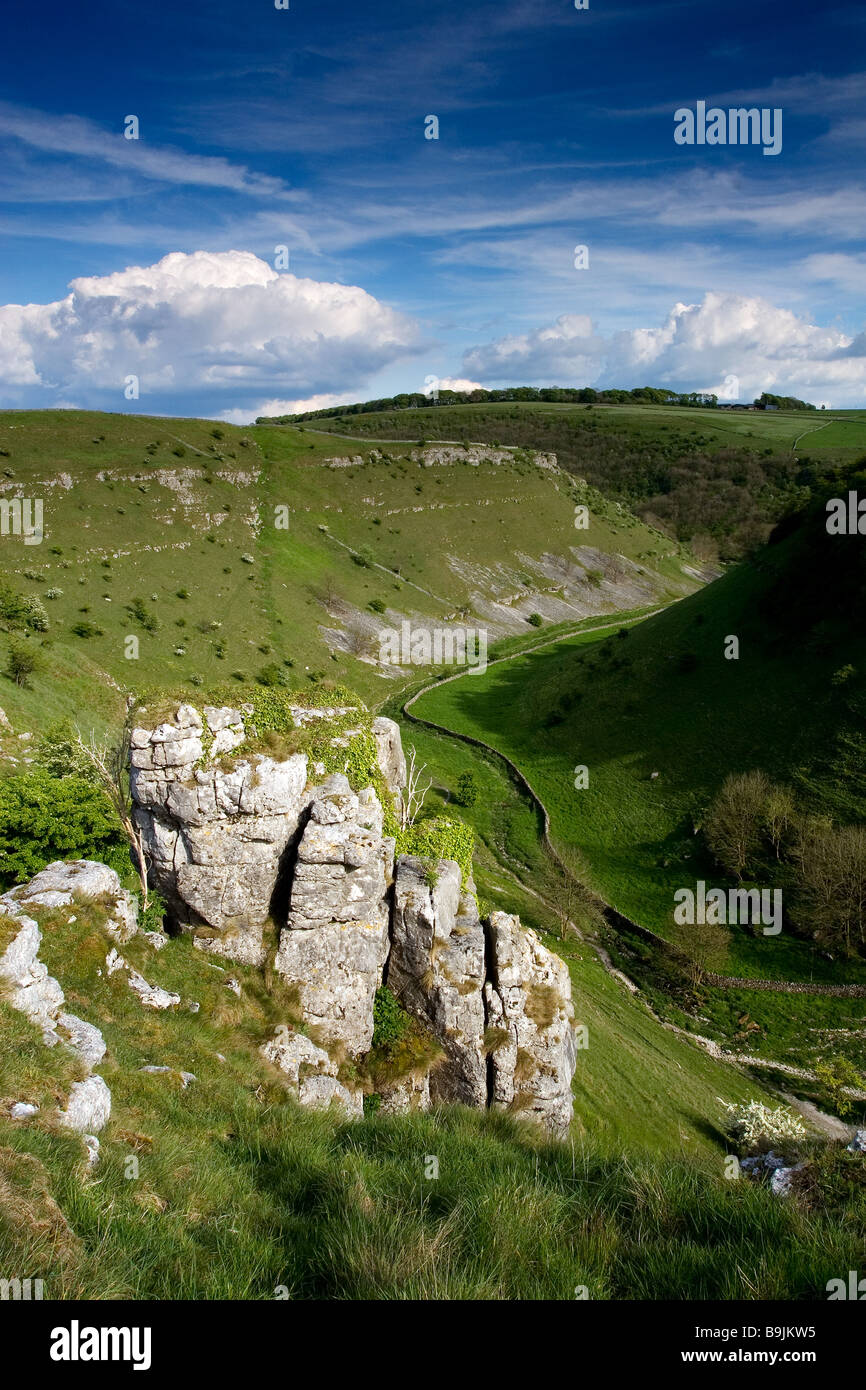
(409, 511), (866, 1087)
(1, 893), (861, 1300)
(0, 409), (694, 754)
(307, 398), (866, 560)
(412, 540), (866, 953)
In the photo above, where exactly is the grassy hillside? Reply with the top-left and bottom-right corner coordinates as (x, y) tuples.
(0, 409), (696, 754)
(410, 500), (866, 1098)
(304, 399), (866, 560)
(2, 888), (861, 1301)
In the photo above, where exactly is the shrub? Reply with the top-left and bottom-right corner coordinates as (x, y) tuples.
(256, 663), (289, 688)
(372, 986), (410, 1049)
(0, 584), (49, 633)
(34, 722), (100, 782)
(5, 642), (38, 687)
(139, 891), (168, 935)
(71, 621), (104, 639)
(127, 597), (159, 632)
(396, 817), (475, 884)
(527, 613), (543, 627)
(0, 769), (124, 889)
(454, 771), (480, 807)
(719, 1100), (806, 1154)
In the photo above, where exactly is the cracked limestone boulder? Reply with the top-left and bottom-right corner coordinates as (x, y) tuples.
(388, 857), (487, 1108)
(60, 1074), (111, 1135)
(483, 911), (577, 1137)
(57, 1012), (107, 1067)
(130, 702), (310, 964)
(260, 1027), (362, 1118)
(274, 775), (392, 1056)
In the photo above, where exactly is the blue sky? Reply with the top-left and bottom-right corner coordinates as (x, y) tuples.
(1, 0), (864, 418)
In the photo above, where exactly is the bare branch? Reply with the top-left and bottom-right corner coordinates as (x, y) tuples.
(400, 745), (433, 830)
(74, 724), (150, 910)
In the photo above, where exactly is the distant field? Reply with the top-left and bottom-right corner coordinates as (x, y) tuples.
(310, 400), (866, 458)
(301, 399), (866, 564)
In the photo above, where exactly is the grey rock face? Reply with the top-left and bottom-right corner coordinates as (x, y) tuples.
(0, 865), (117, 1141)
(377, 1069), (431, 1115)
(483, 912), (576, 1136)
(260, 1027), (362, 1117)
(389, 859), (487, 1108)
(371, 717), (407, 796)
(130, 702), (310, 964)
(274, 775), (392, 1055)
(0, 914), (64, 1033)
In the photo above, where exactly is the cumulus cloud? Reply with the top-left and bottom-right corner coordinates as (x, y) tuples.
(0, 250), (423, 413)
(434, 376), (485, 393)
(463, 293), (866, 406)
(220, 391), (361, 425)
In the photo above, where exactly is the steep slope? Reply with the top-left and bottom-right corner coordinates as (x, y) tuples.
(0, 409), (696, 752)
(301, 398), (866, 560)
(410, 490), (866, 1104)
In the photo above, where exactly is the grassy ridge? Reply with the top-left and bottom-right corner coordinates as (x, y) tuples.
(309, 399), (866, 558)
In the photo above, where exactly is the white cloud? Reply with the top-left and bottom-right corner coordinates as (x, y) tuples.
(463, 293), (866, 406)
(0, 250), (423, 410)
(220, 391), (361, 425)
(0, 103), (289, 197)
(434, 377), (485, 393)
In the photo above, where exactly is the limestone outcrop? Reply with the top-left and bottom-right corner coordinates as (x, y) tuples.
(130, 702), (310, 964)
(274, 774), (392, 1059)
(371, 717), (407, 796)
(484, 912), (577, 1137)
(388, 858), (487, 1108)
(260, 1026), (362, 1118)
(0, 860), (127, 1143)
(125, 700), (577, 1133)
